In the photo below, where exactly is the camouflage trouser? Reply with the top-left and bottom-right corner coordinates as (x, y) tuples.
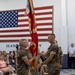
(17, 69), (29, 75)
(17, 72), (29, 75)
(17, 70), (36, 75)
(31, 71), (36, 75)
(30, 69), (37, 75)
(47, 66), (60, 75)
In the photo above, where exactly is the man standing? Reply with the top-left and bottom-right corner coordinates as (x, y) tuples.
(17, 39), (36, 75)
(37, 34), (60, 75)
(68, 43), (75, 69)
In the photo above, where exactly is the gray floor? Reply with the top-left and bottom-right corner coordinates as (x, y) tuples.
(60, 69), (75, 75)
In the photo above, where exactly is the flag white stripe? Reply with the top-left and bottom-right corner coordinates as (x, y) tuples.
(35, 15), (52, 18)
(18, 9), (52, 15)
(0, 6), (53, 41)
(0, 25), (52, 31)
(0, 31), (52, 35)
(35, 9), (52, 13)
(36, 20), (52, 23)
(18, 20), (52, 25)
(18, 16), (28, 20)
(0, 36), (48, 40)
(18, 14), (52, 20)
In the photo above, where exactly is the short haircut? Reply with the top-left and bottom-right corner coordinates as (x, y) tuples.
(19, 39), (28, 46)
(48, 33), (56, 38)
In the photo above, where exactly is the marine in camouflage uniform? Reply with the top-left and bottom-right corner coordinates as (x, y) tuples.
(37, 34), (60, 75)
(17, 39), (36, 75)
(46, 43), (60, 75)
(17, 47), (36, 75)
(17, 48), (31, 75)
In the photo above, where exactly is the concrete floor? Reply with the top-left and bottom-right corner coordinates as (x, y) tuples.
(60, 69), (75, 75)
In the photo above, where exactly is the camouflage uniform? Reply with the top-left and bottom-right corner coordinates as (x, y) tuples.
(17, 48), (36, 75)
(46, 43), (60, 75)
(58, 47), (63, 60)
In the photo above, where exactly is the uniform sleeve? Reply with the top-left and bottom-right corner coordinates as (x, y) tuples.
(50, 45), (58, 55)
(22, 56), (27, 60)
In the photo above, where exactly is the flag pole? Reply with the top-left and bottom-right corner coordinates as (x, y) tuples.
(26, 0), (38, 70)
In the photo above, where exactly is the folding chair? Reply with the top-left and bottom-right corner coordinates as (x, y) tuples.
(8, 65), (17, 75)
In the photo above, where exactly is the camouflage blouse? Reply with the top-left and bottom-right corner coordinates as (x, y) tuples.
(46, 43), (60, 67)
(17, 48), (32, 75)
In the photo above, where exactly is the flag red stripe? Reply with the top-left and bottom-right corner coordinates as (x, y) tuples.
(18, 23), (52, 27)
(0, 6), (53, 42)
(37, 23), (52, 26)
(18, 19), (28, 22)
(0, 28), (52, 33)
(18, 9), (25, 12)
(0, 39), (48, 42)
(18, 17), (52, 22)
(18, 12), (53, 17)
(18, 24), (28, 27)
(18, 14), (26, 17)
(18, 6), (53, 12)
(34, 6), (53, 10)
(36, 17), (52, 20)
(0, 34), (49, 37)
(35, 12), (53, 15)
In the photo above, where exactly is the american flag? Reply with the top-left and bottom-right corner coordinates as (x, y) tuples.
(0, 6), (53, 42)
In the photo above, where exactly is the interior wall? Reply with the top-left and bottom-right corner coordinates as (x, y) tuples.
(0, 0), (75, 68)
(66, 0), (75, 47)
(0, 0), (70, 54)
